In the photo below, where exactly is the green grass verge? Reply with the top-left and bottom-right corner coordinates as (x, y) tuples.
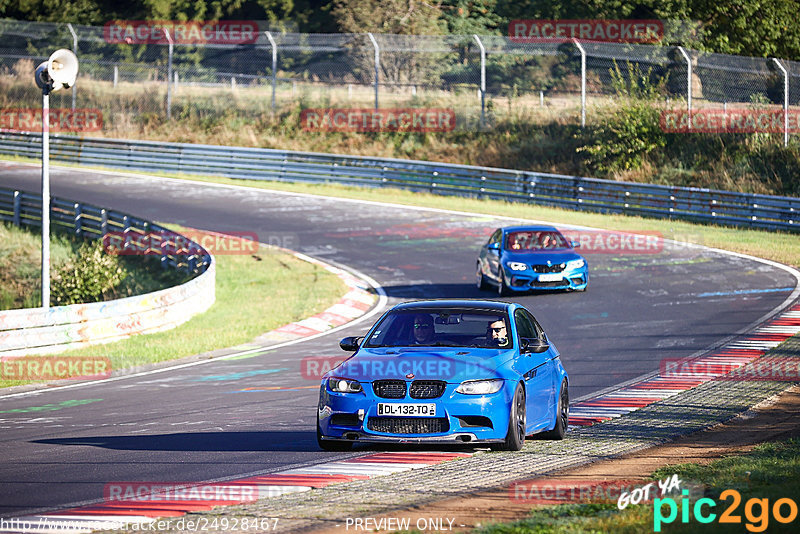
(69, 162), (800, 268)
(477, 437), (800, 533)
(180, 174), (800, 267)
(0, 222), (75, 309)
(0, 222), (191, 310)
(3, 153), (798, 268)
(0, 240), (348, 388)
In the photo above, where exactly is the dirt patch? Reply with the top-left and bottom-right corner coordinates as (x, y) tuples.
(312, 384), (800, 533)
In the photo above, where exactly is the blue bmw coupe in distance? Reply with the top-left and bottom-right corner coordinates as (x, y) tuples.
(477, 225), (588, 295)
(317, 300), (569, 451)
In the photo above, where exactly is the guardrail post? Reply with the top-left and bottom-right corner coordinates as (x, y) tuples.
(474, 35), (486, 128)
(265, 31), (277, 112)
(165, 29), (174, 120)
(12, 191), (21, 226)
(677, 46), (692, 128)
(159, 234), (169, 269)
(100, 208), (108, 235)
(74, 202), (82, 236)
(67, 23), (78, 112)
(771, 58), (789, 147)
(367, 32), (379, 110)
(572, 39), (586, 128)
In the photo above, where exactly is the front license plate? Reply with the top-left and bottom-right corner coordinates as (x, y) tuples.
(539, 273), (563, 282)
(377, 403), (436, 417)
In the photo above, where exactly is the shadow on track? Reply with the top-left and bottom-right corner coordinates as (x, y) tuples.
(34, 431), (320, 452)
(34, 432), (487, 454)
(379, 282), (573, 300)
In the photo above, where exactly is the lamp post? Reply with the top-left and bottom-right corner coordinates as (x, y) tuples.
(34, 49), (79, 308)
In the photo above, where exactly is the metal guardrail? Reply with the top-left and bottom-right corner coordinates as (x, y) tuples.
(0, 132), (798, 231)
(0, 188), (212, 274)
(0, 186), (215, 356)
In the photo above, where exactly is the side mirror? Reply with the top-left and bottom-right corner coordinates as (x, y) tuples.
(488, 242), (500, 251)
(522, 338), (550, 353)
(571, 240), (580, 249)
(339, 336), (361, 352)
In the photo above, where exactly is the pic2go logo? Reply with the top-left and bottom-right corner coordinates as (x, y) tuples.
(654, 490), (798, 532)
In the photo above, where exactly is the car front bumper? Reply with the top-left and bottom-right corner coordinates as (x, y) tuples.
(504, 266), (588, 291)
(317, 381), (514, 445)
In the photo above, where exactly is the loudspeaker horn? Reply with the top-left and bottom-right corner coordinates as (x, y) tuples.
(34, 49), (78, 92)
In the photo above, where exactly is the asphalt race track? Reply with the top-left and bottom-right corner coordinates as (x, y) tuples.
(0, 162), (797, 518)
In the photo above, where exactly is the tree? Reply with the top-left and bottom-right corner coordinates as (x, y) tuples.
(332, 0), (446, 35)
(441, 0), (503, 35)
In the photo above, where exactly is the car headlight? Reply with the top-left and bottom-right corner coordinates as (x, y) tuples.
(327, 377), (363, 393)
(456, 379), (504, 395)
(506, 262), (527, 271)
(566, 259), (585, 270)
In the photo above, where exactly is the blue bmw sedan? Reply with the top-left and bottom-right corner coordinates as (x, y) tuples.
(477, 225), (588, 295)
(317, 300), (569, 451)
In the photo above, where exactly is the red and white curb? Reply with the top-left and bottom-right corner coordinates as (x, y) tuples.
(3, 453), (471, 533)
(568, 304), (800, 427)
(258, 253), (377, 343)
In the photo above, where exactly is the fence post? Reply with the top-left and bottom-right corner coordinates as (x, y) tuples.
(113, 65), (118, 88)
(67, 23), (78, 111)
(677, 46), (692, 126)
(265, 31), (278, 112)
(771, 58), (789, 147)
(165, 29), (174, 120)
(367, 32), (379, 110)
(474, 34), (486, 128)
(572, 39), (586, 128)
(12, 191), (21, 226)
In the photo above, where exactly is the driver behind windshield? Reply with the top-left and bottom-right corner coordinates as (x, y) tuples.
(412, 314), (435, 344)
(487, 319), (509, 347)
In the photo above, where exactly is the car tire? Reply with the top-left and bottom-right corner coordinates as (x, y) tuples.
(476, 263), (489, 291)
(316, 414), (353, 451)
(493, 382), (526, 451)
(497, 270), (509, 297)
(540, 379), (569, 440)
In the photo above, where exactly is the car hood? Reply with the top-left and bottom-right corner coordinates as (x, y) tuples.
(503, 249), (582, 264)
(327, 347), (516, 383)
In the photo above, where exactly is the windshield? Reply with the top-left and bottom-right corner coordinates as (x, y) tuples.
(506, 230), (569, 251)
(364, 309), (513, 349)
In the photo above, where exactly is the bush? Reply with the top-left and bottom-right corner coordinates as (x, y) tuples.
(51, 240), (127, 306)
(577, 62), (668, 174)
(579, 101), (666, 174)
